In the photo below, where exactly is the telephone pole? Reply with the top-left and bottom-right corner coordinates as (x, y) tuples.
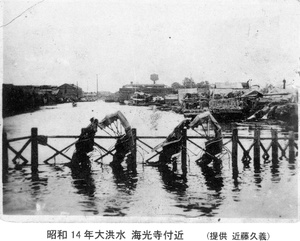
(96, 74), (99, 99)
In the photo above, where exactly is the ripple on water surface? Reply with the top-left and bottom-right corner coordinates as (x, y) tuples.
(2, 101), (298, 219)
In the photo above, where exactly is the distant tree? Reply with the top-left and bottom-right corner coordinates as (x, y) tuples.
(171, 82), (183, 89)
(196, 81), (210, 88)
(182, 77), (196, 88)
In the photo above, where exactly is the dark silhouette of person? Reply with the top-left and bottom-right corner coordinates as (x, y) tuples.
(71, 118), (99, 171)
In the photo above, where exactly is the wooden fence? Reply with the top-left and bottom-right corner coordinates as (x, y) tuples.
(2, 127), (298, 181)
(230, 125), (298, 177)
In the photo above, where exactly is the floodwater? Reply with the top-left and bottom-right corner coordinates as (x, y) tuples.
(2, 101), (298, 221)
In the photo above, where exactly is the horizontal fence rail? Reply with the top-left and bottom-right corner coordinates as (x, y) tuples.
(2, 127), (298, 182)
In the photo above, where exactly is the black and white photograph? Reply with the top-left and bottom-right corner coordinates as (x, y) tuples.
(1, 0), (299, 237)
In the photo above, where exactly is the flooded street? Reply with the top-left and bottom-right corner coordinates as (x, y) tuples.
(2, 101), (298, 220)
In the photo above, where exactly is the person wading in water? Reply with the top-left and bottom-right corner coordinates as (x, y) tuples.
(72, 118), (99, 170)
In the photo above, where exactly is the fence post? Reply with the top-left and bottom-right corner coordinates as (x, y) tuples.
(181, 127), (187, 176)
(253, 127), (260, 170)
(2, 131), (9, 181)
(31, 128), (38, 174)
(271, 129), (278, 163)
(131, 128), (137, 170)
(288, 131), (295, 162)
(232, 125), (238, 176)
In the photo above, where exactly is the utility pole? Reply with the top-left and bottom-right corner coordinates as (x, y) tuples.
(76, 81), (79, 99)
(96, 74), (99, 99)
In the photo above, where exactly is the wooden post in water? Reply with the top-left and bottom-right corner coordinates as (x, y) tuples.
(181, 127), (187, 176)
(31, 128), (38, 174)
(131, 128), (137, 169)
(253, 127), (260, 170)
(2, 131), (9, 181)
(232, 125), (238, 177)
(288, 131), (295, 162)
(271, 129), (278, 163)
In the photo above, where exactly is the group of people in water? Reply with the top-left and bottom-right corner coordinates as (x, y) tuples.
(72, 116), (135, 171)
(71, 110), (223, 175)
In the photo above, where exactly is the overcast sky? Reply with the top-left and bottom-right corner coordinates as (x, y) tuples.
(2, 0), (300, 92)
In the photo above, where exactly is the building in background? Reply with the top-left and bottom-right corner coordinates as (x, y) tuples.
(210, 81), (250, 99)
(177, 87), (210, 103)
(58, 84), (83, 101)
(2, 84), (60, 116)
(118, 83), (174, 103)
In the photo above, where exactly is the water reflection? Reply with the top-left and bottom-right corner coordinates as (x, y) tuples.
(70, 163), (98, 214)
(102, 155), (138, 217)
(111, 164), (138, 194)
(197, 162), (224, 216)
(173, 160), (224, 217)
(29, 172), (48, 198)
(253, 171), (263, 189)
(271, 158), (280, 183)
(157, 164), (188, 196)
(200, 162), (224, 193)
